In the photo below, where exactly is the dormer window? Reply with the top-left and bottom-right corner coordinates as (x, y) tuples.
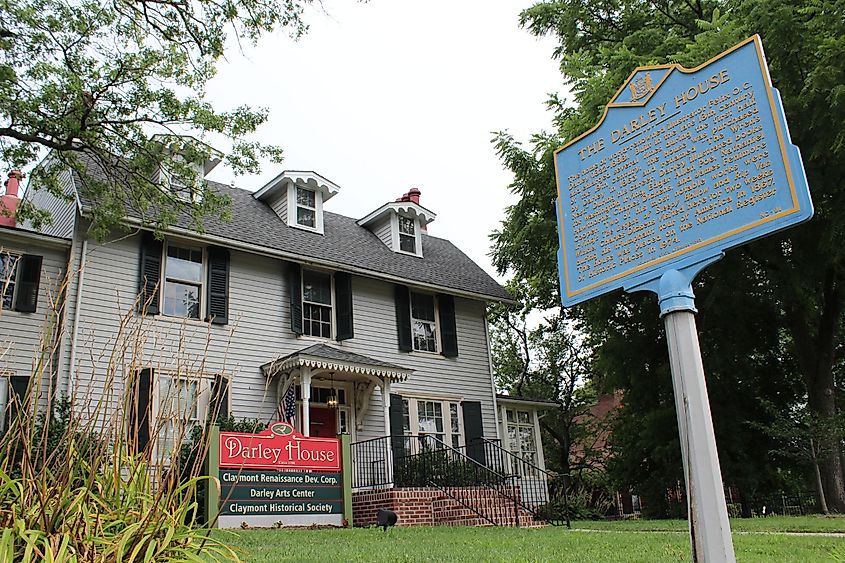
(152, 135), (222, 204)
(296, 187), (317, 229)
(399, 216), (417, 253)
(253, 171), (341, 235)
(358, 189), (435, 258)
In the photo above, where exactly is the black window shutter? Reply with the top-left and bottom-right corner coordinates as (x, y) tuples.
(129, 368), (153, 454)
(335, 272), (354, 341)
(13, 255), (42, 313)
(6, 375), (31, 426)
(288, 262), (303, 334)
(462, 401), (485, 464)
(210, 374), (230, 420)
(389, 393), (406, 483)
(394, 285), (412, 352)
(438, 294), (458, 358)
(138, 232), (162, 315)
(206, 246), (229, 325)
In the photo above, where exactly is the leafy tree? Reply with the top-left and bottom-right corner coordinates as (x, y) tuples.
(492, 0), (845, 512)
(1, 0), (314, 239)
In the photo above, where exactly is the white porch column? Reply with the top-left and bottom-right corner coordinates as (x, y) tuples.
(381, 378), (391, 437)
(301, 366), (312, 437)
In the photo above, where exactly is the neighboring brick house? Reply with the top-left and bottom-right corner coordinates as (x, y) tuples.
(0, 147), (560, 526)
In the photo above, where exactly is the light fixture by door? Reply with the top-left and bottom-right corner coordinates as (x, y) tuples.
(327, 372), (338, 408)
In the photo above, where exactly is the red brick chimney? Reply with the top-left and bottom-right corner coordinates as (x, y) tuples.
(0, 170), (22, 228)
(407, 188), (421, 205)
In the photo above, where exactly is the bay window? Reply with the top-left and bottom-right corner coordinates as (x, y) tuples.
(506, 408), (538, 466)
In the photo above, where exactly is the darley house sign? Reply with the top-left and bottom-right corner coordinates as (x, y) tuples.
(209, 422), (351, 528)
(220, 422), (340, 472)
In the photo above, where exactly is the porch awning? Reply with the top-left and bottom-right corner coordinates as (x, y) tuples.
(260, 343), (413, 383)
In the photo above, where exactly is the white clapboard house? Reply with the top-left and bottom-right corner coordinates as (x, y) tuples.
(0, 148), (559, 526)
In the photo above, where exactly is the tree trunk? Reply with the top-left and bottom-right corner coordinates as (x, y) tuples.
(807, 376), (845, 512)
(811, 439), (830, 515)
(782, 268), (845, 512)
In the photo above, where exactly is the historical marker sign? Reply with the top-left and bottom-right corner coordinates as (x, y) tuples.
(213, 422), (349, 528)
(554, 35), (813, 306)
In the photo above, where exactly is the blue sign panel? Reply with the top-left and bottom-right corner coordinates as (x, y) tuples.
(554, 36), (813, 307)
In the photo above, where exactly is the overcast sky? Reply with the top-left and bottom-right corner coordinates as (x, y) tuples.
(205, 0), (566, 281)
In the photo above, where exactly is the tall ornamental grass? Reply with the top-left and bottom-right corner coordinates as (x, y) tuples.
(0, 267), (242, 562)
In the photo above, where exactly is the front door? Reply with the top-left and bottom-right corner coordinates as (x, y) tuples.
(309, 406), (337, 437)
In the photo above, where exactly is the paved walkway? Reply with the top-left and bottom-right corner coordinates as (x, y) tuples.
(571, 528), (845, 537)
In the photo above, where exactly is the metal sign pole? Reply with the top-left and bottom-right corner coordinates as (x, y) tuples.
(658, 269), (735, 563)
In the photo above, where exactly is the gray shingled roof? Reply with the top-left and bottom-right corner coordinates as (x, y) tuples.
(281, 343), (408, 371)
(70, 164), (512, 301)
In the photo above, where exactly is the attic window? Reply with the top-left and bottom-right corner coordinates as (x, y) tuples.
(399, 217), (416, 253)
(160, 166), (202, 204)
(296, 187), (317, 228)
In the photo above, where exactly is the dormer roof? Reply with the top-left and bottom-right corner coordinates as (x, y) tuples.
(253, 170), (341, 203)
(357, 200), (437, 228)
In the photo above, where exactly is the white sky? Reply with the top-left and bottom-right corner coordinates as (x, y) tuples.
(205, 0), (565, 281)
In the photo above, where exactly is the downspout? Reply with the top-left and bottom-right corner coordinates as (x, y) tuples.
(66, 238), (88, 398)
(484, 314), (501, 441)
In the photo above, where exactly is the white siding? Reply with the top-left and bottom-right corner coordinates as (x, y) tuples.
(63, 230), (498, 441)
(0, 231), (70, 408)
(267, 191), (288, 225)
(372, 216), (393, 249)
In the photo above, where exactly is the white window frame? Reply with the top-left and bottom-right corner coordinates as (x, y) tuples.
(300, 268), (335, 340)
(287, 183), (325, 234)
(505, 407), (540, 469)
(409, 291), (439, 353)
(0, 252), (19, 311)
(390, 213), (422, 257)
(161, 242), (206, 320)
(153, 372), (212, 463)
(402, 397), (464, 449)
(159, 161), (204, 204)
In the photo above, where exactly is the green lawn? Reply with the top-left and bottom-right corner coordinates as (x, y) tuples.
(215, 518), (845, 562)
(571, 515), (845, 534)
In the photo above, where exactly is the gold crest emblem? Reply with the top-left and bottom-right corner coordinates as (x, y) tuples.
(629, 73), (654, 102)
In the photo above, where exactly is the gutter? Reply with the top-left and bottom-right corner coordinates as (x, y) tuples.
(66, 237), (88, 398)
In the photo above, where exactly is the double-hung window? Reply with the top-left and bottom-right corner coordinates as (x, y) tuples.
(296, 187), (317, 229)
(156, 374), (208, 461)
(506, 409), (538, 467)
(398, 216), (417, 253)
(302, 270), (332, 338)
(163, 245), (203, 319)
(410, 292), (437, 352)
(0, 253), (19, 310)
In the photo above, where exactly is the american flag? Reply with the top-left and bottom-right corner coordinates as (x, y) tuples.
(282, 384), (297, 423)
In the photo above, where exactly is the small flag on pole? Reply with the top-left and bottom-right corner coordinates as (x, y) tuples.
(283, 384), (297, 424)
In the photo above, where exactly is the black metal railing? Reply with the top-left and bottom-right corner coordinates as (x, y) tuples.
(461, 438), (571, 528)
(350, 435), (394, 489)
(351, 434), (525, 526)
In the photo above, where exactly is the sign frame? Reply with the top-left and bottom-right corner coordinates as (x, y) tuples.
(554, 34), (813, 306)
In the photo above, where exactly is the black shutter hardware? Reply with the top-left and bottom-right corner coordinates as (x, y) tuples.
(335, 272), (354, 341)
(438, 294), (459, 358)
(129, 368), (153, 454)
(13, 255), (42, 313)
(288, 262), (303, 334)
(462, 401), (485, 464)
(206, 246), (229, 325)
(138, 232), (162, 315)
(210, 374), (230, 420)
(394, 285), (412, 352)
